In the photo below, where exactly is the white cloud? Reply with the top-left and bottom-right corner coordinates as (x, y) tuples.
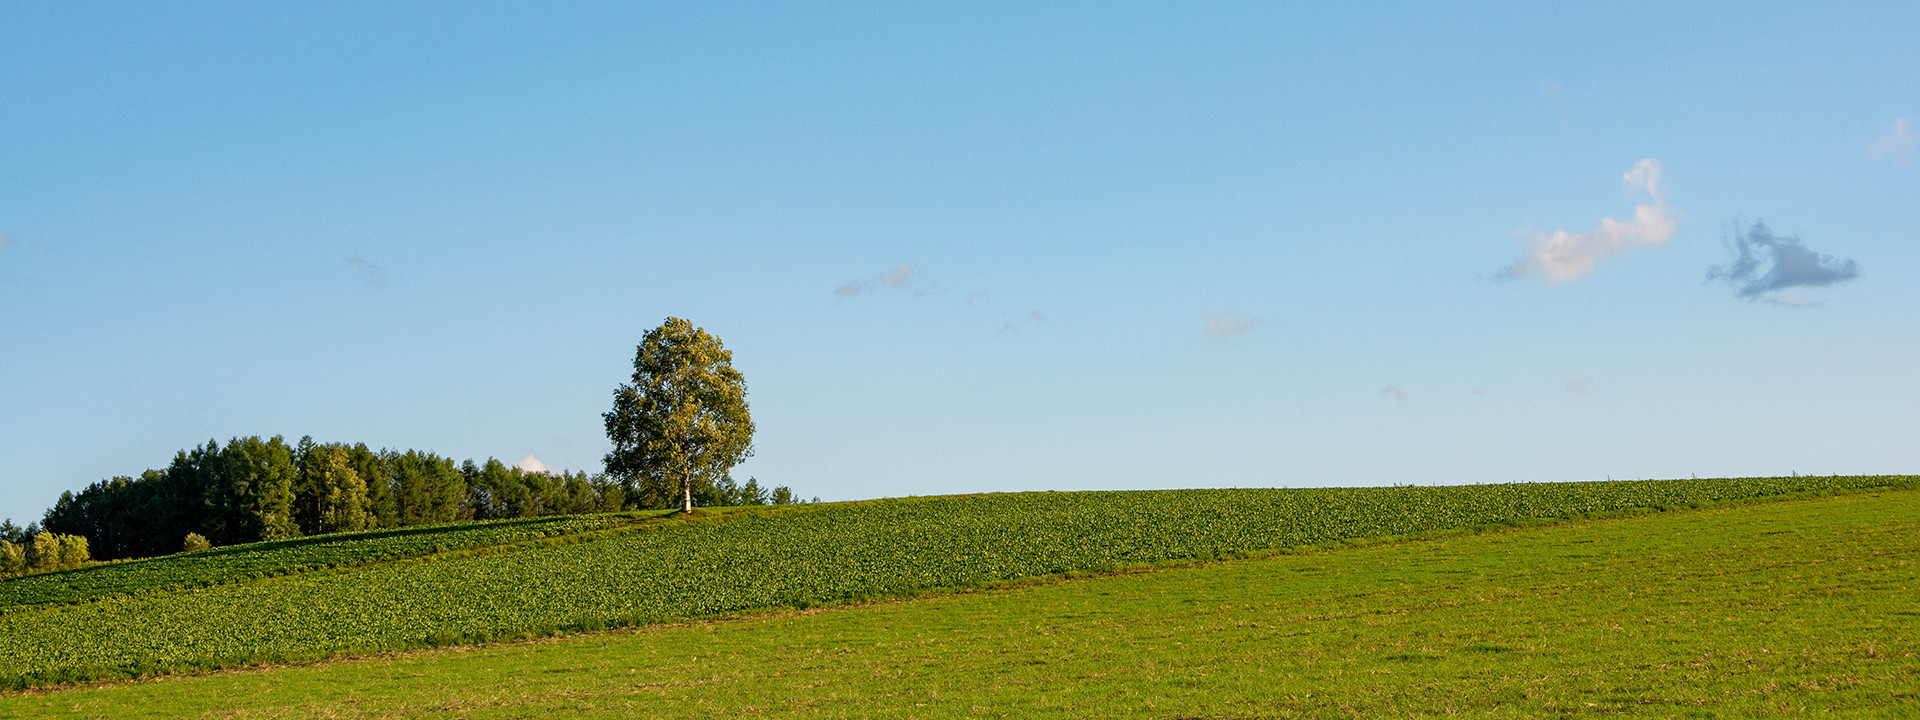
(1379, 385), (1407, 402)
(513, 451), (549, 473)
(1499, 159), (1678, 282)
(1566, 377), (1593, 396)
(1204, 310), (1260, 338)
(1867, 117), (1913, 165)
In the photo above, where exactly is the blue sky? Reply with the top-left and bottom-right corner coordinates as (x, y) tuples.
(3, 2), (1916, 523)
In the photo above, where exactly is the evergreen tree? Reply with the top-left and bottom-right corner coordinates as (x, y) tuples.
(350, 444), (397, 528)
(294, 439), (371, 535)
(203, 436), (299, 544)
(391, 450), (466, 525)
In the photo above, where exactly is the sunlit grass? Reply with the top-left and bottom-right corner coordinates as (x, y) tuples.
(3, 489), (1915, 717)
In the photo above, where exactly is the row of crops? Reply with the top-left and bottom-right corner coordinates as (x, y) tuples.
(0, 511), (666, 613)
(1, 475), (1912, 688)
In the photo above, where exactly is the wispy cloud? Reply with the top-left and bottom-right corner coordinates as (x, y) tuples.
(1204, 310), (1260, 338)
(834, 262), (918, 300)
(994, 308), (1049, 337)
(964, 291), (988, 305)
(881, 262), (914, 288)
(833, 280), (866, 299)
(346, 255), (387, 288)
(1379, 385), (1407, 402)
(1566, 378), (1593, 397)
(1706, 221), (1859, 304)
(1499, 159), (1678, 282)
(1867, 117), (1913, 166)
(513, 451), (549, 473)
(0, 232), (13, 253)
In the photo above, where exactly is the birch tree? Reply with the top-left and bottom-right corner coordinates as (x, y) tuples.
(603, 318), (754, 513)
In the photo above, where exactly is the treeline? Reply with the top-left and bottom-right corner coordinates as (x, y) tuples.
(0, 522), (91, 577)
(38, 436), (805, 561)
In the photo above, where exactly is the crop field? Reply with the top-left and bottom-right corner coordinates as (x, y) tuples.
(4, 486), (1915, 718)
(0, 475), (1911, 690)
(0, 511), (664, 613)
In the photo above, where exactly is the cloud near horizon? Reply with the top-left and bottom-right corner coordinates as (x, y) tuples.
(1499, 159), (1678, 282)
(1204, 310), (1260, 338)
(1706, 221), (1859, 304)
(1867, 117), (1913, 165)
(513, 451), (549, 473)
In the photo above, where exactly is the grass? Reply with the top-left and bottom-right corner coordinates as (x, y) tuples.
(2, 488), (1912, 718)
(0, 511), (668, 613)
(2, 476), (1912, 689)
(2, 476), (1915, 690)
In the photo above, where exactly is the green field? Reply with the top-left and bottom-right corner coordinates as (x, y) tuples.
(2, 475), (1911, 690)
(2, 486), (1913, 717)
(0, 512), (661, 613)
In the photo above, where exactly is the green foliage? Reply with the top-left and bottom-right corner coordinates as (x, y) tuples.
(604, 317), (755, 512)
(182, 533), (210, 552)
(388, 450), (466, 527)
(462, 460), (617, 520)
(58, 534), (89, 568)
(0, 475), (1909, 688)
(41, 437), (690, 562)
(0, 531), (91, 578)
(43, 438), (300, 558)
(0, 542), (21, 575)
(0, 514), (646, 613)
(13, 489), (1910, 719)
(293, 438), (370, 536)
(694, 476), (798, 507)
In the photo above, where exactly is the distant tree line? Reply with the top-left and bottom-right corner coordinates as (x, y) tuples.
(0, 521), (91, 577)
(35, 435), (806, 561)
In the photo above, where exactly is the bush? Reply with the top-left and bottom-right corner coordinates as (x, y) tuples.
(182, 533), (211, 552)
(58, 534), (90, 569)
(0, 541), (23, 575)
(26, 532), (59, 570)
(2, 532), (90, 576)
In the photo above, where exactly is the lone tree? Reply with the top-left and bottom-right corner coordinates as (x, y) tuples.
(603, 317), (755, 513)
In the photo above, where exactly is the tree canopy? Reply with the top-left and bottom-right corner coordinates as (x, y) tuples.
(603, 317), (755, 513)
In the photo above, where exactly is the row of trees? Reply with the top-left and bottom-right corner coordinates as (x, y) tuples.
(39, 436), (802, 561)
(0, 523), (91, 577)
(26, 316), (789, 564)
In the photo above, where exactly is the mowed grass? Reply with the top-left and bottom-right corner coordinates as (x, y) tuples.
(5, 490), (1914, 718)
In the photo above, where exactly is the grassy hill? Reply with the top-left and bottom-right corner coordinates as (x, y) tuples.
(0, 512), (664, 612)
(0, 475), (1913, 701)
(1, 484), (1914, 717)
